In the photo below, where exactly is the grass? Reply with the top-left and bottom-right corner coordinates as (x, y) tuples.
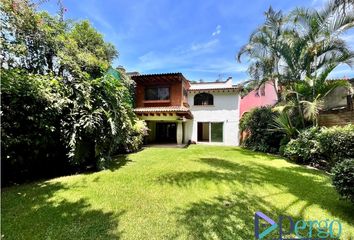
(2, 145), (354, 239)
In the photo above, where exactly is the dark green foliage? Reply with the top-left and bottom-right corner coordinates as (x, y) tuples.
(283, 125), (354, 169)
(283, 127), (321, 164)
(61, 69), (143, 169)
(1, 70), (70, 183)
(1, 1), (146, 185)
(332, 159), (354, 202)
(2, 68), (146, 185)
(240, 107), (284, 153)
(237, 1), (354, 129)
(317, 125), (354, 164)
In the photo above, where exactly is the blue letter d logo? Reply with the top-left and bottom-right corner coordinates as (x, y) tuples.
(254, 211), (278, 239)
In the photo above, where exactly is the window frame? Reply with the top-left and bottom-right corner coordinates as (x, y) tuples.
(144, 86), (170, 101)
(194, 92), (214, 106)
(197, 121), (224, 143)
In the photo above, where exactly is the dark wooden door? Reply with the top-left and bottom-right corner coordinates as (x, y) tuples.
(156, 122), (176, 143)
(197, 122), (203, 141)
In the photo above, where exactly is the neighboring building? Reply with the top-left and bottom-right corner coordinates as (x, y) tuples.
(132, 73), (242, 146)
(322, 78), (354, 111)
(239, 81), (278, 118)
(319, 78), (354, 127)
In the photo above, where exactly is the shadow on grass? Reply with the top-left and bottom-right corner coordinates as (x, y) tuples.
(104, 154), (133, 171)
(157, 155), (354, 239)
(174, 191), (287, 240)
(1, 182), (123, 239)
(225, 147), (281, 160)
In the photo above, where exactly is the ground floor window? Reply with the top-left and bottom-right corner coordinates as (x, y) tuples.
(197, 122), (223, 143)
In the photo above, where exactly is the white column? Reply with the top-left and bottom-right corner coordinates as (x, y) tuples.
(176, 122), (183, 145)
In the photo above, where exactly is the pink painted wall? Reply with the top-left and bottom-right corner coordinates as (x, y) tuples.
(240, 81), (278, 118)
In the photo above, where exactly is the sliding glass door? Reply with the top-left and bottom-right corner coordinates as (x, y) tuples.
(211, 122), (223, 142)
(197, 122), (223, 143)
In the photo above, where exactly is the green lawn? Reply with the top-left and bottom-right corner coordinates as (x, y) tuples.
(2, 145), (354, 239)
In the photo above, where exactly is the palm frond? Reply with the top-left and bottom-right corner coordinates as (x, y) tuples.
(300, 95), (324, 125)
(317, 79), (352, 98)
(270, 112), (298, 138)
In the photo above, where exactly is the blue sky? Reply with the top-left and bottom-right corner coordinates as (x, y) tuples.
(41, 0), (354, 83)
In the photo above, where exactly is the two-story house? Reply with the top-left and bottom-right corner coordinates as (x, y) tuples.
(132, 73), (241, 146)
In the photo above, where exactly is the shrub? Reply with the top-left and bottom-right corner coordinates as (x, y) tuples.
(332, 159), (354, 202)
(62, 69), (141, 170)
(318, 125), (354, 165)
(119, 120), (148, 153)
(1, 70), (70, 184)
(283, 125), (354, 168)
(240, 107), (284, 153)
(1, 69), (145, 185)
(1, 2), (145, 185)
(283, 127), (321, 164)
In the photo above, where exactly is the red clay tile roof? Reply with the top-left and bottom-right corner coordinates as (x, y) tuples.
(132, 72), (182, 77)
(131, 72), (189, 84)
(133, 106), (190, 112)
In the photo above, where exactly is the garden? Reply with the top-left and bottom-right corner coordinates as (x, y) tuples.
(237, 0), (354, 203)
(2, 146), (354, 239)
(1, 0), (354, 239)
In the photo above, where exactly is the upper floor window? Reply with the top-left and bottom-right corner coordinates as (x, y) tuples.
(145, 87), (170, 100)
(194, 93), (214, 105)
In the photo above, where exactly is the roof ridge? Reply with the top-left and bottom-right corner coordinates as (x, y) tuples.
(132, 72), (182, 77)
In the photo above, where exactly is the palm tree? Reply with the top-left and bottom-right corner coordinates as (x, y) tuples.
(287, 1), (354, 88)
(238, 0), (354, 127)
(237, 7), (285, 101)
(238, 0), (354, 89)
(328, 0), (354, 18)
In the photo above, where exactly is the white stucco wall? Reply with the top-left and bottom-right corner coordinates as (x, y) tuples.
(189, 79), (233, 90)
(185, 91), (240, 146)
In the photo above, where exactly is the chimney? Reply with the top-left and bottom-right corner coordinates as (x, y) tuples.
(225, 77), (233, 87)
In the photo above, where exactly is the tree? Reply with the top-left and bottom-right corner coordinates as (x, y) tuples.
(1, 0), (118, 79)
(1, 0), (145, 185)
(238, 0), (354, 128)
(237, 7), (284, 101)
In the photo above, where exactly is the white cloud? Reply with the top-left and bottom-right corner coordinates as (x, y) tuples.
(136, 38), (221, 70)
(138, 51), (156, 63)
(78, 3), (121, 41)
(182, 60), (248, 73)
(190, 39), (219, 52)
(212, 25), (221, 36)
(134, 47), (248, 77)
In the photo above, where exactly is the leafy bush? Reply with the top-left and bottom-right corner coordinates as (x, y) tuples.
(62, 69), (140, 168)
(119, 120), (148, 153)
(240, 107), (284, 153)
(2, 68), (144, 185)
(1, 70), (70, 184)
(317, 125), (354, 165)
(332, 159), (354, 202)
(283, 127), (321, 164)
(283, 125), (354, 168)
(1, 1), (146, 185)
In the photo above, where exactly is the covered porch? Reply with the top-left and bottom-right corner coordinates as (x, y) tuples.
(134, 106), (193, 145)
